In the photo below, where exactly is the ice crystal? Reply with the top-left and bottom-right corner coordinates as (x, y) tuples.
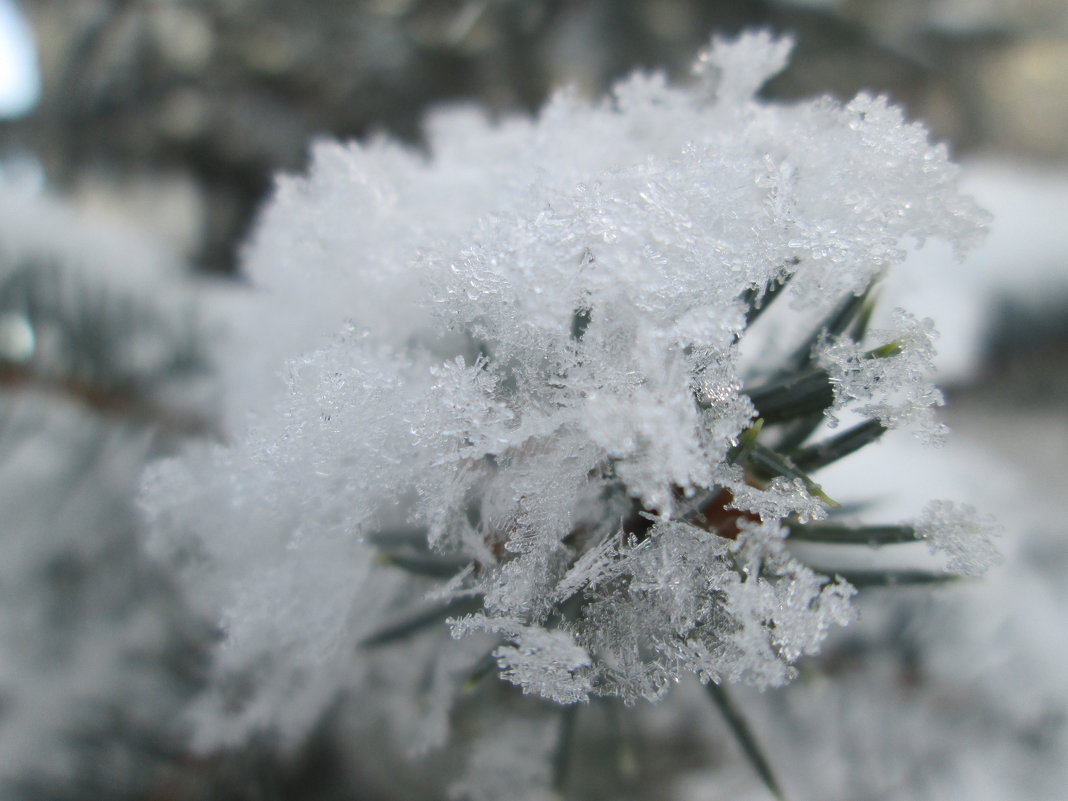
(915, 500), (1001, 576)
(140, 31), (987, 748)
(820, 309), (948, 442)
(572, 522), (857, 700)
(452, 615), (593, 704)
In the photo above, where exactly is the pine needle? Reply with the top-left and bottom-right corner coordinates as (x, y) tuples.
(705, 681), (785, 801)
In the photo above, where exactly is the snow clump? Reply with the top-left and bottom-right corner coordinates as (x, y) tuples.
(141, 31), (989, 747)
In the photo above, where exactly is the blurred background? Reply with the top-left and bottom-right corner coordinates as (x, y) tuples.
(0, 1), (1066, 799)
(6, 0), (1068, 272)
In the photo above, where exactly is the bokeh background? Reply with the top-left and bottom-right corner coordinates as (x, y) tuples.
(6, 0), (1068, 271)
(0, 1), (1066, 799)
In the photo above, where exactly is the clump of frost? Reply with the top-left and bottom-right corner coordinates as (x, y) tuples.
(571, 522), (856, 698)
(452, 616), (593, 704)
(0, 184), (207, 797)
(141, 30), (988, 752)
(702, 435), (1056, 801)
(819, 309), (947, 442)
(915, 499), (1001, 576)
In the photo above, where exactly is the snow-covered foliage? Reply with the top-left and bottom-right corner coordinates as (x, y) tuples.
(0, 176), (210, 418)
(0, 400), (203, 798)
(709, 427), (1067, 801)
(141, 30), (991, 760)
(0, 178), (207, 799)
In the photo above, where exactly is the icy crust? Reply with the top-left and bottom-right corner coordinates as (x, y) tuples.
(141, 32), (987, 743)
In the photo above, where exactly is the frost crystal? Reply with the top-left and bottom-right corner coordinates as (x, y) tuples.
(140, 31), (987, 747)
(452, 615), (593, 704)
(820, 309), (948, 442)
(915, 500), (1001, 576)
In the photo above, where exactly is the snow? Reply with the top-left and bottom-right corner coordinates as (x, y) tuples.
(0, 176), (215, 795)
(139, 33), (996, 795)
(819, 309), (947, 442)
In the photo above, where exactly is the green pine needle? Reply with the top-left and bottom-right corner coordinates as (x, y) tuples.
(779, 281), (878, 376)
(867, 340), (903, 359)
(742, 366), (836, 424)
(551, 704), (580, 797)
(744, 441), (838, 507)
(359, 596), (483, 648)
(834, 570), (961, 588)
(462, 647), (500, 692)
(790, 419), (887, 473)
(361, 527), (432, 551)
(705, 681), (785, 801)
(771, 412), (826, 455)
(849, 291), (879, 342)
(375, 550), (472, 578)
(741, 264), (796, 328)
(786, 522), (918, 546)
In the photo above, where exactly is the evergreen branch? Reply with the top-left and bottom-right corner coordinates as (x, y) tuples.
(0, 256), (212, 436)
(0, 363), (214, 437)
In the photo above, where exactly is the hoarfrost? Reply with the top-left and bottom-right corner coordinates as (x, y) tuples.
(573, 522), (857, 700)
(140, 31), (987, 746)
(915, 499), (1001, 576)
(820, 309), (948, 442)
(451, 615), (593, 704)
